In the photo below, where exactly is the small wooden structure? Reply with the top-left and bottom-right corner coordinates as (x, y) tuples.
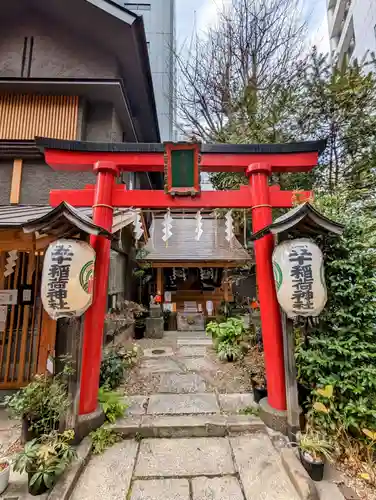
(142, 216), (252, 328)
(0, 202), (134, 389)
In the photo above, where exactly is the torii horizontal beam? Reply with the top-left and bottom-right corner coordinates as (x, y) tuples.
(50, 185), (312, 209)
(37, 138), (326, 173)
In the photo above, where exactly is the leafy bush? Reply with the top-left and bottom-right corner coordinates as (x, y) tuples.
(98, 387), (128, 423)
(5, 372), (70, 436)
(89, 426), (121, 455)
(296, 194), (376, 435)
(206, 317), (245, 362)
(100, 345), (138, 390)
(13, 430), (77, 494)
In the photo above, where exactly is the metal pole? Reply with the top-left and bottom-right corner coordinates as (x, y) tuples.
(281, 310), (300, 444)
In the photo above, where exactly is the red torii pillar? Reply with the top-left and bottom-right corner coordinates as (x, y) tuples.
(41, 139), (322, 418)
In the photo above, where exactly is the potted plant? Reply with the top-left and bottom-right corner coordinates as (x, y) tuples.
(134, 311), (146, 339)
(0, 458), (10, 495)
(5, 370), (71, 442)
(251, 373), (267, 403)
(217, 342), (242, 362)
(298, 430), (333, 481)
(13, 430), (77, 496)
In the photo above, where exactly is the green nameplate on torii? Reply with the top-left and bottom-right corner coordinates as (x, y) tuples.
(164, 142), (201, 196)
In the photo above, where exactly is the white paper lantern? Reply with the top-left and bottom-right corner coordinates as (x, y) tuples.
(41, 239), (96, 320)
(272, 238), (327, 318)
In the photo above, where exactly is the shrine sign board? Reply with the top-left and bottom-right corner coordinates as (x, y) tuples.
(41, 239), (95, 320)
(165, 142), (200, 196)
(273, 238), (327, 318)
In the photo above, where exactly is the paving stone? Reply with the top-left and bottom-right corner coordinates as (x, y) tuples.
(147, 393), (220, 415)
(108, 416), (141, 437)
(134, 437), (235, 477)
(71, 440), (138, 500)
(140, 414), (227, 438)
(130, 479), (190, 500)
(219, 393), (256, 413)
(177, 339), (212, 346)
(230, 434), (299, 500)
(126, 396), (149, 415)
(143, 347), (174, 358)
(180, 357), (218, 372)
(140, 358), (182, 374)
(158, 373), (208, 393)
(192, 476), (244, 500)
(225, 415), (266, 435)
(177, 346), (208, 357)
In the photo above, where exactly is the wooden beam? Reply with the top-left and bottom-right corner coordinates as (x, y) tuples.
(156, 267), (163, 296)
(151, 261), (247, 268)
(10, 159), (23, 204)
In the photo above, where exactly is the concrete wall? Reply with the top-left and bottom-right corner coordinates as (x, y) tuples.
(0, 13), (118, 78)
(19, 161), (95, 205)
(0, 163), (13, 205)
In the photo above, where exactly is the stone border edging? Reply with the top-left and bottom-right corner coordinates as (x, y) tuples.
(281, 448), (319, 500)
(47, 436), (92, 500)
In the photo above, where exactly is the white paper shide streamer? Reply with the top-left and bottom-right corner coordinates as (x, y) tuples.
(162, 209), (173, 244)
(195, 210), (203, 241)
(133, 211), (144, 241)
(225, 210), (234, 242)
(4, 250), (18, 277)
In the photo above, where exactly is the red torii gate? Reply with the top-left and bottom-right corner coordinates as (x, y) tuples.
(37, 138), (325, 418)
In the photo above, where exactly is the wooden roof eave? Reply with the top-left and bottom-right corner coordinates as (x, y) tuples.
(149, 260), (252, 268)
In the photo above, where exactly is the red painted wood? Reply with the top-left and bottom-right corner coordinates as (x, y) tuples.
(44, 149), (319, 173)
(79, 161), (118, 416)
(50, 185), (312, 209)
(247, 163), (287, 411)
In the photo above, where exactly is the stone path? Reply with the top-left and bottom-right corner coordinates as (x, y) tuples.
(71, 332), (301, 499)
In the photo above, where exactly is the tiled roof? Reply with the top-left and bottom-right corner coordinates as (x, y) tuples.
(144, 217), (252, 263)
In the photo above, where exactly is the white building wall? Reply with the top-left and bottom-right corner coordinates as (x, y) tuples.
(328, 0), (376, 66)
(121, 1), (176, 140)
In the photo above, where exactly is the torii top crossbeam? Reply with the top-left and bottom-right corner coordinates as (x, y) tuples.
(36, 137), (325, 419)
(37, 138), (325, 209)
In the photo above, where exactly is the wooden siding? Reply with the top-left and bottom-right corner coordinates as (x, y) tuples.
(0, 250), (57, 388)
(0, 94), (78, 140)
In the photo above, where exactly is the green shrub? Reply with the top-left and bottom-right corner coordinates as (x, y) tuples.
(90, 426), (121, 455)
(98, 387), (128, 423)
(296, 194), (376, 435)
(100, 345), (138, 390)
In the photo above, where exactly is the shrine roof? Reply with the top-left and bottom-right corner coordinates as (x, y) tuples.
(0, 203), (135, 238)
(251, 202), (344, 239)
(142, 217), (252, 264)
(36, 138), (327, 155)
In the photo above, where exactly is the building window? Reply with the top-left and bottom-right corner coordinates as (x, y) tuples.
(123, 3), (151, 10)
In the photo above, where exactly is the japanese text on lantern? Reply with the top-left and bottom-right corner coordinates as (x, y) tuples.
(46, 243), (73, 311)
(288, 244), (314, 314)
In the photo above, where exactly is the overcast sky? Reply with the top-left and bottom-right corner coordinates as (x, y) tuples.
(176, 0), (329, 54)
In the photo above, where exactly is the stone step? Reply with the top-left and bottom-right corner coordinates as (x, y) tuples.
(109, 413), (266, 439)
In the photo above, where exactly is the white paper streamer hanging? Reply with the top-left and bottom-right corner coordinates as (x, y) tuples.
(133, 211), (144, 241)
(4, 250), (18, 277)
(195, 210), (203, 241)
(162, 209), (173, 244)
(225, 210), (234, 242)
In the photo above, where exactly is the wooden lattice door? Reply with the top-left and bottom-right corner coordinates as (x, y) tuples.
(0, 251), (56, 389)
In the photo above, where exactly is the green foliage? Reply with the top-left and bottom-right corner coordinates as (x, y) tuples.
(100, 345), (138, 390)
(299, 430), (334, 462)
(89, 426), (121, 455)
(98, 387), (128, 424)
(206, 318), (245, 362)
(239, 406), (260, 416)
(217, 343), (242, 361)
(13, 430), (77, 494)
(5, 371), (70, 436)
(296, 193), (376, 435)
